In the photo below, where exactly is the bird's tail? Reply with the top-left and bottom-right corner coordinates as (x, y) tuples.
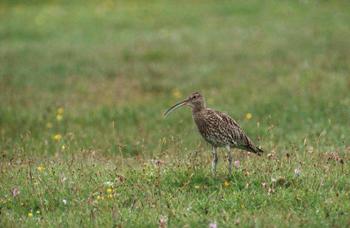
(248, 145), (264, 156)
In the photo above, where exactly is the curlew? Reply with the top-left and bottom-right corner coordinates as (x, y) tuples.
(164, 92), (263, 175)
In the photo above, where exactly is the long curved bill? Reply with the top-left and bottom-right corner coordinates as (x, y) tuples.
(163, 99), (187, 118)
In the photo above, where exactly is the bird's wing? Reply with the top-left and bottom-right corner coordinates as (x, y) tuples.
(209, 109), (262, 154)
(211, 109), (242, 130)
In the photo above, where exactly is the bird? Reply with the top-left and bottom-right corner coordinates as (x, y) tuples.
(164, 91), (263, 175)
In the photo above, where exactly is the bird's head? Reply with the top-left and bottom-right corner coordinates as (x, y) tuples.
(164, 92), (205, 117)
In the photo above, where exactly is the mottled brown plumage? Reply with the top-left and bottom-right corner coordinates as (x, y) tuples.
(164, 91), (263, 175)
(193, 108), (263, 153)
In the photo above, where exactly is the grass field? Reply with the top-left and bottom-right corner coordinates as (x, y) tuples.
(1, 0), (350, 227)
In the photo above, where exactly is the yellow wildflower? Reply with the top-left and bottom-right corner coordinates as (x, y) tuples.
(61, 145), (66, 150)
(46, 122), (52, 129)
(107, 194), (113, 199)
(56, 114), (63, 121)
(245, 113), (252, 120)
(53, 134), (62, 142)
(57, 107), (64, 115)
(37, 165), (45, 172)
(224, 180), (230, 187)
(28, 212), (33, 217)
(96, 195), (101, 200)
(36, 210), (40, 214)
(194, 185), (200, 189)
(172, 89), (182, 99)
(106, 188), (113, 194)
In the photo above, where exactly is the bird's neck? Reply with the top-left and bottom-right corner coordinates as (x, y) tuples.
(192, 104), (205, 114)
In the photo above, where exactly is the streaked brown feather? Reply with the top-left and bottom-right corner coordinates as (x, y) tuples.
(193, 108), (263, 154)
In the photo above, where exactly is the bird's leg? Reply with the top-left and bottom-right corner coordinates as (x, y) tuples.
(211, 146), (218, 175)
(226, 145), (233, 176)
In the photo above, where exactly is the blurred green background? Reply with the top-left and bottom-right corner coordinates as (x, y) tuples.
(1, 0), (349, 160)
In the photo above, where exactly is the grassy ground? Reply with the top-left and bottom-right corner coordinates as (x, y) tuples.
(1, 0), (350, 227)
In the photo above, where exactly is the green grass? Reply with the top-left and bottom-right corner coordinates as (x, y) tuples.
(1, 0), (350, 227)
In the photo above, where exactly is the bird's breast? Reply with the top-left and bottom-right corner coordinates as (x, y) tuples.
(192, 112), (219, 144)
